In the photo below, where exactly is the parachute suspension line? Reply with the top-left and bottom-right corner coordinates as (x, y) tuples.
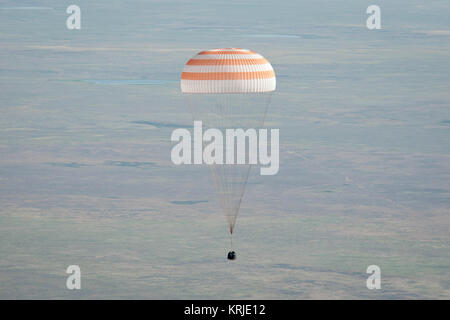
(215, 93), (272, 234)
(221, 94), (233, 231)
(185, 92), (273, 247)
(216, 96), (228, 229)
(230, 231), (233, 250)
(225, 94), (233, 231)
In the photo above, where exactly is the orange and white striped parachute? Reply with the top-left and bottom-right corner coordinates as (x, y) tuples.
(181, 48), (276, 93)
(180, 48), (276, 251)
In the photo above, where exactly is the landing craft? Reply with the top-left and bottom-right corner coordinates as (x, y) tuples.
(180, 48), (276, 259)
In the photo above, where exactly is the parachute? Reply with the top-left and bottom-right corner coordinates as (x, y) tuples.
(180, 48), (276, 253)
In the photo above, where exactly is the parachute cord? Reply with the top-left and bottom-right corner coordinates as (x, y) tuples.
(230, 233), (233, 250)
(229, 225), (233, 250)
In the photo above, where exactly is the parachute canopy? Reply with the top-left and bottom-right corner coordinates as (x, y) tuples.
(181, 48), (276, 93)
